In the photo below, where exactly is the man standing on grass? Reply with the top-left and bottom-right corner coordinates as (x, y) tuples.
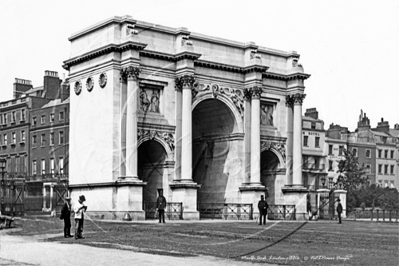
(156, 189), (167, 223)
(258, 195), (268, 225)
(337, 198), (343, 224)
(74, 195), (87, 239)
(60, 196), (73, 238)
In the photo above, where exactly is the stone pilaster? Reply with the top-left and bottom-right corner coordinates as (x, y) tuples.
(249, 86), (263, 185)
(121, 66), (141, 180)
(285, 95), (295, 185)
(292, 93), (306, 186)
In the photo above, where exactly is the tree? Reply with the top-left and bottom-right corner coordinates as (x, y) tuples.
(337, 149), (368, 190)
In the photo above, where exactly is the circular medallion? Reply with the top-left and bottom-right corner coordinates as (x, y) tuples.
(99, 73), (107, 88)
(86, 77), (94, 92)
(74, 81), (82, 95)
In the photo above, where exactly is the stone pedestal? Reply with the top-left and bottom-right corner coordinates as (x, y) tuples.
(281, 186), (309, 220)
(334, 189), (347, 218)
(116, 181), (146, 220)
(170, 181), (200, 220)
(239, 186), (267, 218)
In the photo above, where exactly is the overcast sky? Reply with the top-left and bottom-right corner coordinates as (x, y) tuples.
(0, 0), (398, 131)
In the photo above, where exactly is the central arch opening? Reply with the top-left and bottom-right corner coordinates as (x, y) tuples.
(260, 150), (280, 204)
(138, 140), (167, 205)
(192, 99), (238, 204)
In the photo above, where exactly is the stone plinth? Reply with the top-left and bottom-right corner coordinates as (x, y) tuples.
(239, 185), (267, 218)
(334, 189), (347, 218)
(170, 180), (200, 220)
(281, 185), (309, 220)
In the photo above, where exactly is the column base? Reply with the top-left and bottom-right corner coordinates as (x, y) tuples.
(239, 185), (267, 219)
(170, 181), (200, 220)
(281, 185), (309, 220)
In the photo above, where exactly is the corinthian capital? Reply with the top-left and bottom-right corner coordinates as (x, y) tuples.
(285, 95), (295, 107)
(120, 66), (141, 81)
(292, 93), (306, 105)
(175, 75), (197, 91)
(249, 86), (263, 99)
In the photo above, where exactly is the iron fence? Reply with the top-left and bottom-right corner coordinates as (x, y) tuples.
(143, 202), (183, 220)
(347, 209), (399, 222)
(197, 203), (253, 220)
(267, 205), (296, 220)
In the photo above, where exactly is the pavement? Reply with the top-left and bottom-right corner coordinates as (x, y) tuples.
(0, 229), (278, 266)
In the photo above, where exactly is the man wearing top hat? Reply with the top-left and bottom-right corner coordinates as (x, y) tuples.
(258, 195), (269, 225)
(60, 196), (73, 238)
(156, 189), (167, 223)
(74, 195), (87, 239)
(336, 198), (343, 224)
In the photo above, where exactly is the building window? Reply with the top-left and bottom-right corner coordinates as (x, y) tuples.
(391, 181), (395, 188)
(378, 149), (382, 158)
(32, 135), (37, 145)
(11, 111), (16, 123)
(50, 132), (54, 146)
(384, 150), (388, 158)
(41, 159), (45, 174)
(378, 164), (382, 174)
(12, 132), (16, 144)
(391, 150), (394, 159)
(59, 157), (64, 174)
(50, 158), (55, 174)
(59, 111), (64, 121)
(384, 181), (388, 188)
(391, 165), (394, 175)
(366, 149), (371, 158)
(311, 122), (316, 129)
(21, 109), (26, 121)
(339, 146), (344, 156)
(41, 134), (45, 147)
(384, 165), (388, 175)
(352, 148), (357, 157)
(59, 131), (64, 145)
(3, 134), (7, 145)
(41, 115), (46, 124)
(365, 164), (371, 173)
(378, 180), (382, 187)
(315, 137), (320, 148)
(303, 136), (308, 147)
(328, 160), (333, 171)
(21, 131), (25, 142)
(32, 161), (37, 175)
(32, 117), (37, 126)
(4, 114), (7, 124)
(0, 115), (2, 125)
(50, 113), (55, 123)
(329, 145), (333, 155)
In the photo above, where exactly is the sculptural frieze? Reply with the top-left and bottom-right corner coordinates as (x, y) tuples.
(138, 129), (175, 151)
(261, 141), (286, 162)
(260, 104), (274, 126)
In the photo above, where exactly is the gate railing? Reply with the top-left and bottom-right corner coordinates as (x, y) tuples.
(347, 209), (399, 223)
(197, 203), (253, 220)
(267, 205), (296, 220)
(143, 202), (183, 220)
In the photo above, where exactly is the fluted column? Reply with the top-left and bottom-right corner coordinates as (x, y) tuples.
(121, 66), (141, 180)
(249, 86), (263, 185)
(285, 95), (294, 185)
(292, 93), (306, 186)
(175, 75), (196, 181)
(174, 84), (183, 181)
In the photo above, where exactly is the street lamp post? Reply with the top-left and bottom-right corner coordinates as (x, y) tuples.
(0, 158), (7, 213)
(321, 176), (326, 189)
(337, 175), (344, 190)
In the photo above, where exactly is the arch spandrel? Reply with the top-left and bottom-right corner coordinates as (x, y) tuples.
(192, 84), (244, 133)
(137, 130), (174, 161)
(260, 141), (286, 168)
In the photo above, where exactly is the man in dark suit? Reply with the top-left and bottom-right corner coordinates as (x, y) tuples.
(156, 189), (167, 223)
(60, 196), (73, 238)
(337, 198), (343, 224)
(258, 195), (269, 225)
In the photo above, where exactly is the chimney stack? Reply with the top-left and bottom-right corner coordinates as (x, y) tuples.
(305, 108), (318, 119)
(13, 78), (33, 99)
(43, 70), (61, 100)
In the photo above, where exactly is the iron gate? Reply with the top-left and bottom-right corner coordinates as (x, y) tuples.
(144, 202), (183, 220)
(1, 181), (24, 216)
(197, 203), (253, 220)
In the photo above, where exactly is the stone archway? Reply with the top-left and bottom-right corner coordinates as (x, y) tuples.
(192, 98), (240, 204)
(138, 140), (167, 204)
(260, 150), (280, 204)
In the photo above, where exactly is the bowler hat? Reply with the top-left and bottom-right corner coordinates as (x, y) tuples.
(79, 195), (86, 201)
(337, 198), (341, 202)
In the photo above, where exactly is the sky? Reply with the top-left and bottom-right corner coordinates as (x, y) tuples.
(0, 0), (398, 132)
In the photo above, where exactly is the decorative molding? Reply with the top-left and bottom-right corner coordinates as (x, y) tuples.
(74, 81), (82, 95)
(174, 75), (197, 93)
(261, 141), (286, 162)
(62, 41), (147, 70)
(249, 86), (263, 99)
(292, 93), (306, 105)
(193, 83), (245, 118)
(138, 129), (175, 151)
(120, 66), (141, 81)
(181, 35), (193, 46)
(99, 73), (107, 88)
(86, 76), (94, 92)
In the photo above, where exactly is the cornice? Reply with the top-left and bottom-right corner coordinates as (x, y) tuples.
(195, 60), (243, 73)
(263, 72), (311, 81)
(63, 41), (147, 70)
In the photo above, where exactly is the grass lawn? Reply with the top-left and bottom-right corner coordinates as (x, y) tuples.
(8, 217), (399, 265)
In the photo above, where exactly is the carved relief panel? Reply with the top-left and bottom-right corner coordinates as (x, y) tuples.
(260, 102), (275, 126)
(139, 87), (161, 114)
